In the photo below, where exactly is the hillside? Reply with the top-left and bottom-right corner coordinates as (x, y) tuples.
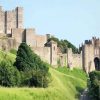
(0, 50), (87, 100)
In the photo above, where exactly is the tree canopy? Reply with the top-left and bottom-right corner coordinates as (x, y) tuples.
(48, 36), (78, 53)
(14, 42), (50, 87)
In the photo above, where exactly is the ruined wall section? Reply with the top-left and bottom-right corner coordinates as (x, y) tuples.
(83, 44), (95, 73)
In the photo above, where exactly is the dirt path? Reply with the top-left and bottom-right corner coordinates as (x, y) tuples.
(52, 69), (86, 83)
(80, 89), (90, 100)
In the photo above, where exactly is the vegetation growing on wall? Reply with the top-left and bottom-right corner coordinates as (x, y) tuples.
(48, 36), (78, 53)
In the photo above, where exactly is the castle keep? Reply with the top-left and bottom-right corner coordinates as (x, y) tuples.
(0, 6), (99, 73)
(0, 6), (23, 34)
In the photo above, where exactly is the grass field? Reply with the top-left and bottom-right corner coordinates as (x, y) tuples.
(0, 50), (87, 100)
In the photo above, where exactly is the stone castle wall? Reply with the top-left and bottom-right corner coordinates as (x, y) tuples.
(72, 53), (82, 69)
(0, 38), (16, 51)
(32, 47), (50, 64)
(26, 29), (47, 47)
(57, 53), (67, 67)
(67, 48), (82, 69)
(11, 28), (47, 48)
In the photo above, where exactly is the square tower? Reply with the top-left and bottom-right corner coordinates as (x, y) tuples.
(0, 6), (24, 34)
(16, 7), (23, 28)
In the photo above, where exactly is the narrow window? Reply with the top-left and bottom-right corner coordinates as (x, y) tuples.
(54, 46), (55, 50)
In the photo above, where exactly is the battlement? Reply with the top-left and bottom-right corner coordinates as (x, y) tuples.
(85, 40), (92, 44)
(84, 37), (100, 48)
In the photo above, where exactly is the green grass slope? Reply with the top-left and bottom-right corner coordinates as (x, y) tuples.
(0, 50), (87, 100)
(0, 68), (87, 100)
(56, 67), (87, 81)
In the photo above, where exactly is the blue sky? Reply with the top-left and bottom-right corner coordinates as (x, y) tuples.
(0, 0), (100, 47)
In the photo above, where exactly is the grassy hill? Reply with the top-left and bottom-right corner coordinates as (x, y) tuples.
(0, 50), (87, 100)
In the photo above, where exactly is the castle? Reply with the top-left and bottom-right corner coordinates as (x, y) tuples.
(0, 6), (99, 73)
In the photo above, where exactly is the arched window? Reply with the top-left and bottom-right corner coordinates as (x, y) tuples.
(94, 57), (100, 71)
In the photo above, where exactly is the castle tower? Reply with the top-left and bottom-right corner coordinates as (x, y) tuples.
(0, 6), (23, 34)
(16, 7), (23, 28)
(82, 39), (96, 73)
(67, 48), (73, 69)
(50, 40), (57, 66)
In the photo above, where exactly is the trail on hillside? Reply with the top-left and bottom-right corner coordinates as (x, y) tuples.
(80, 89), (90, 100)
(52, 69), (86, 83)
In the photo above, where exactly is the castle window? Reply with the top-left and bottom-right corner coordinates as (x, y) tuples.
(54, 46), (55, 50)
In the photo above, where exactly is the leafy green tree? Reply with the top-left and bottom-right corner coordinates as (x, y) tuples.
(14, 42), (39, 71)
(14, 42), (51, 87)
(0, 58), (21, 87)
(48, 36), (78, 53)
(88, 71), (100, 100)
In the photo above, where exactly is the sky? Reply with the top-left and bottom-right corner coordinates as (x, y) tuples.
(0, 0), (100, 47)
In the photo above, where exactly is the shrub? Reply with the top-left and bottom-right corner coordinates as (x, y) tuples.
(29, 63), (51, 88)
(0, 58), (21, 87)
(88, 71), (100, 100)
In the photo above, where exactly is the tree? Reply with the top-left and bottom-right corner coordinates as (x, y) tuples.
(0, 58), (21, 87)
(14, 42), (51, 87)
(88, 71), (100, 100)
(14, 42), (39, 71)
(48, 36), (78, 53)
